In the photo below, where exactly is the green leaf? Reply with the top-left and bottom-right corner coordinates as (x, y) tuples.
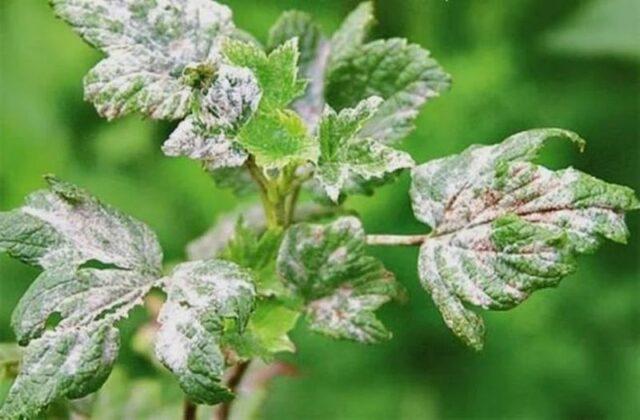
(155, 259), (255, 405)
(267, 11), (329, 127)
(221, 220), (287, 297)
(238, 109), (318, 170)
(223, 300), (300, 359)
(315, 96), (414, 202)
(268, 11), (323, 75)
(0, 344), (21, 380)
(277, 217), (400, 343)
(0, 176), (163, 418)
(410, 129), (639, 350)
(161, 65), (262, 170)
(51, 0), (235, 120)
(326, 38), (451, 144)
(329, 2), (375, 68)
(223, 38), (307, 111)
(544, 0), (640, 61)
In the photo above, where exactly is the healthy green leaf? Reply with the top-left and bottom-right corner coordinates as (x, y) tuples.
(410, 129), (639, 350)
(161, 65), (261, 170)
(277, 217), (400, 343)
(326, 38), (451, 144)
(51, 0), (235, 120)
(223, 38), (317, 169)
(0, 176), (163, 418)
(315, 96), (414, 202)
(155, 259), (255, 405)
(238, 109), (318, 170)
(223, 38), (307, 111)
(221, 220), (287, 297)
(267, 11), (329, 127)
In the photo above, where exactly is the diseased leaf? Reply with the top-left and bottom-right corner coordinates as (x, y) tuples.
(277, 217), (400, 343)
(314, 96), (414, 202)
(326, 38), (451, 144)
(155, 259), (255, 405)
(0, 176), (162, 418)
(0, 176), (162, 272)
(410, 129), (639, 350)
(51, 0), (235, 120)
(267, 11), (330, 127)
(328, 2), (375, 68)
(161, 64), (262, 170)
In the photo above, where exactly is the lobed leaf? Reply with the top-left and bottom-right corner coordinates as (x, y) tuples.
(267, 11), (330, 127)
(410, 129), (639, 350)
(326, 38), (451, 144)
(314, 96), (414, 202)
(51, 0), (235, 120)
(155, 259), (255, 405)
(238, 109), (318, 170)
(277, 217), (401, 343)
(0, 176), (163, 417)
(223, 38), (306, 111)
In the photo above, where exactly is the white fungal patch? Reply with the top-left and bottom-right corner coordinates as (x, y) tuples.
(51, 0), (236, 120)
(313, 97), (414, 202)
(410, 128), (637, 350)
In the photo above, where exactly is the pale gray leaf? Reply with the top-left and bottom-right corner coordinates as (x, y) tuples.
(277, 217), (400, 343)
(410, 128), (639, 349)
(155, 259), (255, 404)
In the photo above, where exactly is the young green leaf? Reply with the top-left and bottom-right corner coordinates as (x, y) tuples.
(220, 221), (287, 297)
(267, 11), (329, 127)
(223, 38), (307, 111)
(0, 176), (163, 418)
(161, 65), (261, 170)
(237, 109), (319, 170)
(223, 39), (317, 169)
(314, 96), (414, 202)
(410, 129), (639, 350)
(326, 38), (451, 144)
(277, 217), (401, 343)
(51, 0), (235, 120)
(155, 259), (255, 405)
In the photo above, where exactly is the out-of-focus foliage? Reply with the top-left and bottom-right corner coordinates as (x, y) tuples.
(544, 0), (640, 61)
(0, 0), (637, 419)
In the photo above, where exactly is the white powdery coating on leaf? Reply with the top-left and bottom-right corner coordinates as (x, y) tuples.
(162, 65), (261, 169)
(52, 0), (235, 120)
(277, 216), (399, 343)
(154, 259), (255, 403)
(410, 128), (638, 350)
(314, 96), (415, 202)
(21, 189), (162, 271)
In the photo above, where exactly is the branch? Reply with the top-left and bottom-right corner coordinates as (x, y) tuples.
(366, 234), (429, 246)
(183, 400), (197, 420)
(216, 361), (251, 420)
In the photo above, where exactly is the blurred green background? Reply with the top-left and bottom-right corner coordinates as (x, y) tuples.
(1, 0), (638, 418)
